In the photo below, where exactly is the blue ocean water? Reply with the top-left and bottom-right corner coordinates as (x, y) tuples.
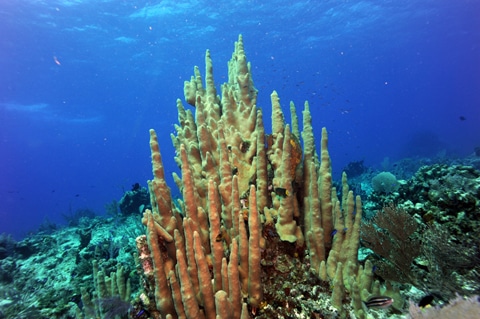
(1, 0), (479, 239)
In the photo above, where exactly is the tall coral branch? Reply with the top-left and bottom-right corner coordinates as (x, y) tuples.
(135, 35), (366, 318)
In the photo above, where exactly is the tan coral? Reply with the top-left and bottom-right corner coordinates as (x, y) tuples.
(135, 35), (367, 318)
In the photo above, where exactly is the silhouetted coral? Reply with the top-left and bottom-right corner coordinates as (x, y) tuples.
(118, 185), (150, 216)
(0, 233), (16, 260)
(343, 160), (367, 178)
(63, 208), (97, 227)
(361, 203), (421, 284)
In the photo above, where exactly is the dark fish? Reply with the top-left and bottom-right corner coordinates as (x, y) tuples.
(331, 229), (338, 237)
(134, 309), (150, 318)
(459, 116), (466, 121)
(418, 294), (434, 308)
(274, 187), (289, 197)
(363, 296), (394, 309)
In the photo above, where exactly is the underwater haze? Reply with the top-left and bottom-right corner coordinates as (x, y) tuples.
(1, 0), (479, 239)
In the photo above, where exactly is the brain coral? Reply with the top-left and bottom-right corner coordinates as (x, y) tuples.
(372, 171), (399, 193)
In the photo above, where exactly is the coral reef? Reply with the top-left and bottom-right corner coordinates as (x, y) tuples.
(400, 164), (480, 234)
(408, 295), (480, 319)
(0, 214), (140, 319)
(362, 163), (480, 301)
(118, 184), (150, 216)
(2, 36), (480, 319)
(134, 35), (376, 319)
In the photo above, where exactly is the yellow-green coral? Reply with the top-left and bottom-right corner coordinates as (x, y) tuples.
(137, 35), (370, 318)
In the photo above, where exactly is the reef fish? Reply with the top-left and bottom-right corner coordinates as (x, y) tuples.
(363, 296), (394, 309)
(418, 294), (434, 308)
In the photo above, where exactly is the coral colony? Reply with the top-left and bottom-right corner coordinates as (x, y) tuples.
(129, 35), (395, 318)
(1, 35), (479, 319)
(126, 35), (480, 319)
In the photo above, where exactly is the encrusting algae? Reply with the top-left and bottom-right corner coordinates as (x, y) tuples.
(134, 35), (388, 319)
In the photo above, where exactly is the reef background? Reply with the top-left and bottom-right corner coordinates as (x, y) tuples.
(1, 34), (479, 319)
(1, 0), (480, 238)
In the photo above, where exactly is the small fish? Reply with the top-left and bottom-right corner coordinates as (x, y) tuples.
(53, 55), (61, 66)
(274, 187), (289, 197)
(134, 309), (150, 318)
(363, 296), (394, 309)
(418, 294), (434, 308)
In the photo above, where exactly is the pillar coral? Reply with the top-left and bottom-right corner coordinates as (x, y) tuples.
(136, 35), (367, 318)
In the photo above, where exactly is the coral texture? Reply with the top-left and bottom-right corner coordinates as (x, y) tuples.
(371, 171), (399, 194)
(408, 295), (480, 319)
(136, 35), (371, 318)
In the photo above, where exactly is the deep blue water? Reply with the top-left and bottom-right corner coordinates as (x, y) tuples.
(1, 0), (479, 239)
